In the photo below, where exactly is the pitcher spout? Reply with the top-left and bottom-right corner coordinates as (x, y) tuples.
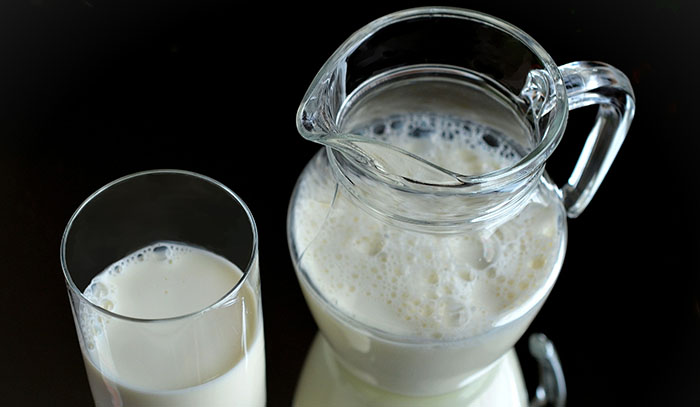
(294, 7), (580, 231)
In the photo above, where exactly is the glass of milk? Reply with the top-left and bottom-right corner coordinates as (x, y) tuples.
(60, 170), (265, 406)
(290, 7), (634, 398)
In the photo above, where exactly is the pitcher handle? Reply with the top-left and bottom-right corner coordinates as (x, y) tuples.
(558, 61), (635, 218)
(529, 333), (567, 407)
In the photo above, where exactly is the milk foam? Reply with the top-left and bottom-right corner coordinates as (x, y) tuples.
(360, 113), (520, 176)
(83, 243), (193, 316)
(80, 242), (241, 352)
(292, 113), (563, 340)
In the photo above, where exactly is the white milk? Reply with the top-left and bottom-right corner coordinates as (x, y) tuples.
(293, 333), (528, 407)
(290, 113), (565, 396)
(79, 242), (265, 407)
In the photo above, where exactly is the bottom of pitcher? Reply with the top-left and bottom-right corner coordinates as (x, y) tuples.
(293, 332), (528, 407)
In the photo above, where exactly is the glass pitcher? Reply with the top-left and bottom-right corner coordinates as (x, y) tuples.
(287, 7), (634, 398)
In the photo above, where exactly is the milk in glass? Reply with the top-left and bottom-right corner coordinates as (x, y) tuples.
(79, 242), (265, 406)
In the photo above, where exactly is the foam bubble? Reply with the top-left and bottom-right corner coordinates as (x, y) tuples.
(81, 242), (195, 339)
(358, 113), (520, 176)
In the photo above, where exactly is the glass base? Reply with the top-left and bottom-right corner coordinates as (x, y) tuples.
(293, 333), (529, 407)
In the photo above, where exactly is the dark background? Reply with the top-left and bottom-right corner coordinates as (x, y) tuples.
(1, 0), (697, 405)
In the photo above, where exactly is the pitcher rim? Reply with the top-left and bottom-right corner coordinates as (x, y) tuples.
(296, 6), (568, 190)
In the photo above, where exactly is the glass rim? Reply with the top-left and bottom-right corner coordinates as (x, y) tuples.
(297, 6), (569, 189)
(60, 169), (259, 324)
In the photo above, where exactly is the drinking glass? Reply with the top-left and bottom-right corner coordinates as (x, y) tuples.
(60, 169), (265, 406)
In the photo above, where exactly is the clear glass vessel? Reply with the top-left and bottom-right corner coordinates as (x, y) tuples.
(288, 7), (634, 397)
(61, 170), (266, 406)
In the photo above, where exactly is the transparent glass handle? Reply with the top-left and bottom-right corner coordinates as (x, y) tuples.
(559, 61), (636, 218)
(529, 333), (566, 407)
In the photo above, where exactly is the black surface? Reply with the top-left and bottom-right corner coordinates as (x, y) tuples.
(1, 1), (698, 406)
